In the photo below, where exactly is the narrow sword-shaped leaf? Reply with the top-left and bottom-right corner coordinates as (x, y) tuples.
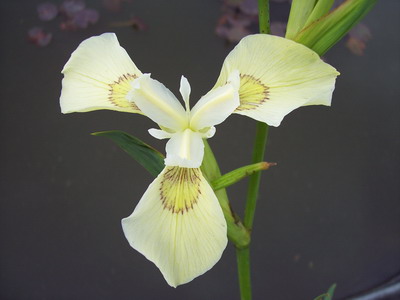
(286, 0), (317, 39)
(326, 283), (337, 299)
(212, 162), (276, 191)
(92, 130), (165, 177)
(313, 283), (337, 300)
(294, 0), (377, 56)
(303, 0), (335, 28)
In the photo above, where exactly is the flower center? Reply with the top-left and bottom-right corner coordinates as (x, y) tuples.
(160, 167), (201, 214)
(236, 74), (269, 111)
(109, 73), (140, 110)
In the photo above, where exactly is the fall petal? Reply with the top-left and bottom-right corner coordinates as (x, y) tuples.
(60, 33), (143, 114)
(214, 34), (339, 126)
(122, 167), (227, 287)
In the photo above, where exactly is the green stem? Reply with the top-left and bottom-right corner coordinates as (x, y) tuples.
(236, 123), (269, 300)
(243, 123), (269, 230)
(236, 247), (252, 300)
(236, 1), (270, 299)
(258, 0), (270, 34)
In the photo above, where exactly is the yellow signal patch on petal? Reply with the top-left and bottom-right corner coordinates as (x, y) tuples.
(236, 74), (270, 111)
(160, 167), (201, 213)
(108, 73), (141, 111)
(60, 33), (143, 114)
(214, 34), (339, 126)
(122, 166), (227, 287)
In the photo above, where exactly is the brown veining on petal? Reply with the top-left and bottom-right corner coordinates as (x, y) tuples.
(108, 73), (141, 111)
(159, 167), (202, 214)
(236, 74), (269, 111)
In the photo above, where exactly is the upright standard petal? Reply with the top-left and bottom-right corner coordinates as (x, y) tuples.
(190, 70), (240, 131)
(129, 74), (188, 131)
(179, 75), (191, 112)
(60, 33), (143, 114)
(213, 34), (340, 126)
(165, 129), (204, 168)
(122, 166), (228, 287)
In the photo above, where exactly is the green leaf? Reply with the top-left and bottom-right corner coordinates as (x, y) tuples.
(286, 0), (317, 39)
(314, 283), (337, 300)
(92, 130), (165, 177)
(201, 141), (251, 249)
(326, 284), (337, 299)
(294, 0), (377, 56)
(212, 162), (276, 191)
(304, 0), (335, 28)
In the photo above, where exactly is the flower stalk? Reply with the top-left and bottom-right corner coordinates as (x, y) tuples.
(243, 123), (269, 231)
(234, 0), (376, 297)
(235, 1), (271, 299)
(257, 0), (270, 34)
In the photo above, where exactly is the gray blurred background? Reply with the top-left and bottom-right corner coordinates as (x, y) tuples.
(0, 0), (399, 299)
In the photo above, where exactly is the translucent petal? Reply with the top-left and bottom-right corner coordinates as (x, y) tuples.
(214, 34), (339, 126)
(60, 33), (143, 114)
(129, 74), (188, 131)
(122, 167), (227, 287)
(190, 71), (240, 130)
(165, 129), (204, 168)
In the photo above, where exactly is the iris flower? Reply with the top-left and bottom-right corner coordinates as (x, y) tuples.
(60, 33), (339, 287)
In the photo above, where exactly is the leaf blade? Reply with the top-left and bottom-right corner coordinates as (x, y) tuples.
(92, 130), (165, 177)
(294, 0), (377, 56)
(201, 141), (251, 249)
(304, 0), (335, 28)
(286, 0), (317, 39)
(314, 283), (337, 300)
(212, 162), (276, 191)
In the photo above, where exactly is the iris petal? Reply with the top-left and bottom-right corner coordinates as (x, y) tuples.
(129, 74), (188, 131)
(190, 70), (240, 131)
(214, 34), (339, 126)
(165, 129), (204, 168)
(122, 166), (227, 287)
(60, 33), (143, 114)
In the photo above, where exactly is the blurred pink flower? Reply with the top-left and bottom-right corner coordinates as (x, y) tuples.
(60, 0), (86, 18)
(27, 27), (52, 47)
(37, 2), (58, 21)
(346, 23), (372, 55)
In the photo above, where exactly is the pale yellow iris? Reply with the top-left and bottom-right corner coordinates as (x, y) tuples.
(60, 32), (339, 287)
